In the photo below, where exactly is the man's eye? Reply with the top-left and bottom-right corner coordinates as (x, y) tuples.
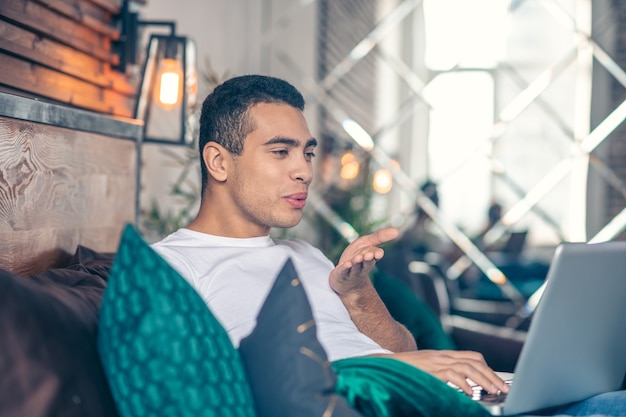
(305, 151), (316, 159)
(273, 149), (289, 156)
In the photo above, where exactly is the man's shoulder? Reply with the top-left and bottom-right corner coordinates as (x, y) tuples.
(151, 228), (199, 248)
(272, 238), (332, 264)
(152, 228), (247, 251)
(272, 237), (316, 251)
(149, 230), (199, 279)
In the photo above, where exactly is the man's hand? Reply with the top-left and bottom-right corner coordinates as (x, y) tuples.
(328, 227), (415, 353)
(389, 350), (511, 396)
(329, 227), (399, 294)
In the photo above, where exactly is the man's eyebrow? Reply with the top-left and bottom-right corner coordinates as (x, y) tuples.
(264, 137), (318, 147)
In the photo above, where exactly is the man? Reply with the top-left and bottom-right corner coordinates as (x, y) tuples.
(152, 75), (623, 415)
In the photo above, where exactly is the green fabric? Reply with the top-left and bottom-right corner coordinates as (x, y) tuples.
(97, 225), (257, 417)
(332, 357), (490, 417)
(372, 270), (456, 350)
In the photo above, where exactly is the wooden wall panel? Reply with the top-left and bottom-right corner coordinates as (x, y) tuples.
(1, 0), (114, 62)
(0, 20), (110, 87)
(0, 115), (137, 275)
(87, 0), (122, 14)
(37, 0), (120, 37)
(0, 0), (137, 118)
(0, 53), (134, 117)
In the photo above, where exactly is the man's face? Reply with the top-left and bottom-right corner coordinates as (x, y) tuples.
(226, 102), (317, 235)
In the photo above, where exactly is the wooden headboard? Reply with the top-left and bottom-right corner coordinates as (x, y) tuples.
(0, 92), (143, 275)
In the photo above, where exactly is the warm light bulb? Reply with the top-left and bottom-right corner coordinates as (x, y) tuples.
(155, 58), (183, 108)
(373, 168), (393, 194)
(340, 161), (360, 180)
(340, 151), (359, 180)
(341, 151), (356, 165)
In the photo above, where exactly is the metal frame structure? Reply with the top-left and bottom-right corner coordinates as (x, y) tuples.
(260, 0), (626, 316)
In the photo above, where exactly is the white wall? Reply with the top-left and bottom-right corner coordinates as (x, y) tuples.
(138, 0), (262, 241)
(138, 0), (263, 88)
(136, 0), (319, 242)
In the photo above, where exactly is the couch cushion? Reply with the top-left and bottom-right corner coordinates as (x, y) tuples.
(0, 247), (118, 417)
(97, 224), (256, 417)
(239, 258), (363, 417)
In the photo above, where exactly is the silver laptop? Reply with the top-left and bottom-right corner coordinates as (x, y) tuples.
(474, 241), (626, 416)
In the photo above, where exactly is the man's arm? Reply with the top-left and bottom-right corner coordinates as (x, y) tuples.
(330, 228), (417, 352)
(330, 228), (510, 396)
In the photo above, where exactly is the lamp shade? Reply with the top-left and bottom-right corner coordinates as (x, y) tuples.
(134, 34), (198, 145)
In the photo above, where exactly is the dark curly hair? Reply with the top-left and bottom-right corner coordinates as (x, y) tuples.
(198, 75), (305, 194)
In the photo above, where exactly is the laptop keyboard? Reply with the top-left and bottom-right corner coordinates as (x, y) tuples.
(463, 379), (513, 403)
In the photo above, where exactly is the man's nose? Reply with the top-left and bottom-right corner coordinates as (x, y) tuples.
(293, 159), (313, 184)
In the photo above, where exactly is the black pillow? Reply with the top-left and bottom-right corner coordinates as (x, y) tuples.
(67, 245), (116, 280)
(0, 247), (118, 417)
(239, 258), (363, 417)
(239, 258), (492, 417)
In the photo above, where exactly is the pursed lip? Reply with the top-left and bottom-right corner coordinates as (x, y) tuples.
(284, 192), (308, 209)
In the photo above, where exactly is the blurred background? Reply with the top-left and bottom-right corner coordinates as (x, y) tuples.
(2, 0), (625, 370)
(137, 0), (626, 272)
(131, 1), (626, 331)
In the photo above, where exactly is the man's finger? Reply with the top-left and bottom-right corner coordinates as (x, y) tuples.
(358, 227), (399, 246)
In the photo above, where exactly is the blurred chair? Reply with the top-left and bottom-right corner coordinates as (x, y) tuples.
(375, 258), (527, 372)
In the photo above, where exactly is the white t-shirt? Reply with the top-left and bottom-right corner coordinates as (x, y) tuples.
(151, 228), (390, 361)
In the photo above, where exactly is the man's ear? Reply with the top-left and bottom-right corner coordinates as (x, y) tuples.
(202, 142), (229, 182)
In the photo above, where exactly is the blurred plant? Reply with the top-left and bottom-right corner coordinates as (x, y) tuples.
(141, 57), (230, 240)
(312, 152), (387, 263)
(322, 190), (387, 263)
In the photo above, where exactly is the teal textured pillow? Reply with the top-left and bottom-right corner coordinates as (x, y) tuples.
(97, 225), (257, 417)
(332, 356), (491, 417)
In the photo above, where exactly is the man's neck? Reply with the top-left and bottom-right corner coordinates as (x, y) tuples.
(187, 215), (270, 239)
